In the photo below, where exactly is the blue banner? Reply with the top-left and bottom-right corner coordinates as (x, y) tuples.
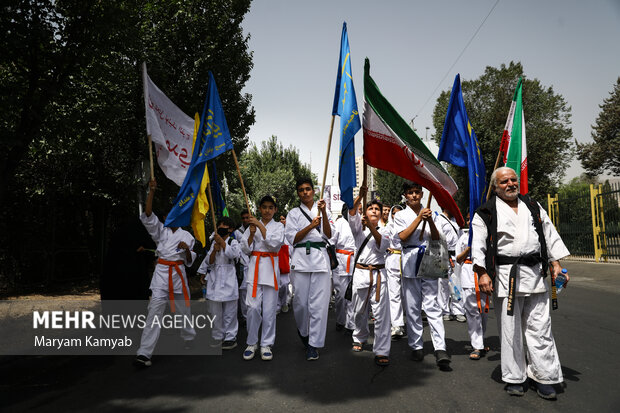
(165, 72), (232, 227)
(332, 22), (360, 208)
(438, 74), (486, 240)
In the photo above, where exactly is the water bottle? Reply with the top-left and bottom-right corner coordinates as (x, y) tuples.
(201, 285), (207, 300)
(449, 276), (462, 302)
(555, 268), (568, 293)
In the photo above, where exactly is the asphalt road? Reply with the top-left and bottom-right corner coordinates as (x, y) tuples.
(1, 260), (619, 412)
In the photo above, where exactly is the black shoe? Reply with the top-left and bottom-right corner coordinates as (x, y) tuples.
(336, 323), (344, 331)
(297, 330), (309, 348)
(532, 381), (557, 400)
(411, 349), (424, 361)
(505, 383), (525, 396)
(222, 339), (238, 350)
(306, 345), (319, 361)
(184, 340), (194, 350)
(134, 355), (152, 367)
(434, 350), (451, 368)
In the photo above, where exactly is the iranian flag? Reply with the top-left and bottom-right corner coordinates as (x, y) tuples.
(500, 77), (528, 194)
(362, 59), (464, 226)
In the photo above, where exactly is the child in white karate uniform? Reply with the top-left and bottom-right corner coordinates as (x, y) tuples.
(198, 217), (241, 350)
(240, 195), (284, 361)
(135, 179), (196, 367)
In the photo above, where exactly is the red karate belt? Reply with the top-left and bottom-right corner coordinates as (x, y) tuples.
(336, 249), (354, 273)
(157, 258), (190, 313)
(250, 251), (279, 297)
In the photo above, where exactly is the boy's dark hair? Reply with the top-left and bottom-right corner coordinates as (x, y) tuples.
(217, 217), (235, 228)
(240, 209), (250, 217)
(296, 177), (314, 190)
(259, 195), (277, 208)
(402, 181), (423, 194)
(367, 199), (384, 212)
(340, 203), (349, 221)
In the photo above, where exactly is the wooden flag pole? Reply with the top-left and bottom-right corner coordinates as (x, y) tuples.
(147, 134), (155, 180)
(205, 178), (217, 229)
(231, 149), (252, 215)
(320, 115), (336, 200)
(362, 160), (368, 212)
(319, 115), (336, 222)
(486, 149), (503, 200)
(419, 194), (434, 241)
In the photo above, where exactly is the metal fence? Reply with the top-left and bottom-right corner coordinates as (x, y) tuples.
(548, 182), (620, 262)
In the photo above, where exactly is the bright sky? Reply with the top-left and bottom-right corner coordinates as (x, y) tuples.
(241, 0), (620, 189)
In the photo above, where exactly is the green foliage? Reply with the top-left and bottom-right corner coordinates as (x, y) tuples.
(577, 77), (620, 177)
(554, 176), (594, 255)
(432, 62), (573, 205)
(238, 136), (315, 216)
(374, 169), (406, 206)
(0, 0), (255, 289)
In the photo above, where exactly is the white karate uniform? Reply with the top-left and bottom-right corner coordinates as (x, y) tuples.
(434, 212), (465, 317)
(385, 208), (404, 329)
(241, 219), (285, 347)
(472, 196), (570, 384)
(137, 213), (196, 358)
(285, 202), (335, 348)
(393, 206), (446, 352)
(455, 229), (487, 350)
(330, 216), (356, 329)
(349, 212), (391, 357)
(198, 236), (241, 342)
(233, 227), (250, 320)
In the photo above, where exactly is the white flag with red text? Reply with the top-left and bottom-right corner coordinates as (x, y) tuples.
(143, 63), (195, 186)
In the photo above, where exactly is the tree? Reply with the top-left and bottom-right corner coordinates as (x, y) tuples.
(577, 77), (620, 176)
(237, 136), (315, 216)
(374, 169), (406, 206)
(0, 0), (255, 289)
(432, 62), (573, 205)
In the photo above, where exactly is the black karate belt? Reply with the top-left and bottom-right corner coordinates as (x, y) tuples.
(448, 250), (456, 256)
(294, 241), (326, 255)
(497, 253), (544, 316)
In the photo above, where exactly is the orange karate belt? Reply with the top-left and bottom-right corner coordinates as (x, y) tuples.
(250, 251), (279, 297)
(157, 258), (190, 313)
(470, 259), (489, 314)
(336, 249), (354, 273)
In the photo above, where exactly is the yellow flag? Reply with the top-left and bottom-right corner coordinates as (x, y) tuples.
(190, 112), (210, 247)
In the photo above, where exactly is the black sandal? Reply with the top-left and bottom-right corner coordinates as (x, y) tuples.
(375, 355), (390, 366)
(352, 342), (363, 352)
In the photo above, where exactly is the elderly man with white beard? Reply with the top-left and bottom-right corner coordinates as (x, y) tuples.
(472, 167), (570, 400)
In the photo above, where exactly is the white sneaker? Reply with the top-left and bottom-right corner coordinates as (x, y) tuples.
(455, 314), (467, 323)
(260, 345), (273, 361)
(243, 344), (257, 360)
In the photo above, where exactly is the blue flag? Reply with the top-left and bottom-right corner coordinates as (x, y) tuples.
(210, 161), (229, 218)
(438, 74), (486, 240)
(332, 22), (360, 208)
(165, 72), (233, 227)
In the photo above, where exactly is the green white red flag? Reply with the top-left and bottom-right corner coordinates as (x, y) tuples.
(362, 58), (464, 226)
(500, 77), (528, 194)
